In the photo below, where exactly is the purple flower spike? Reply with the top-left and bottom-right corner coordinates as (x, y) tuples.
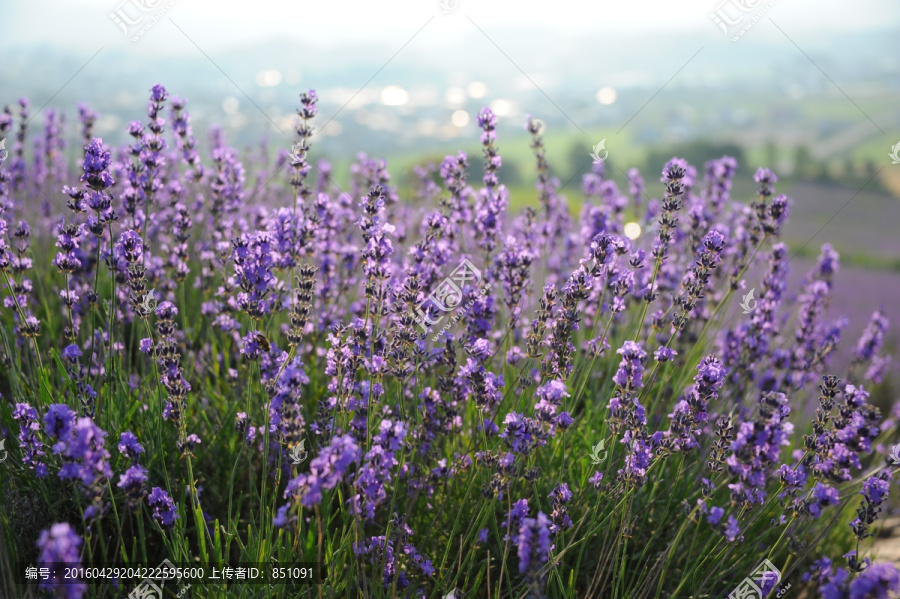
(14, 402), (46, 477)
(148, 487), (179, 526)
(44, 403), (77, 446)
(118, 465), (148, 511)
(150, 83), (169, 103)
(278, 434), (359, 520)
(118, 431), (144, 461)
(849, 562), (900, 598)
(613, 341), (647, 390)
(518, 511), (552, 590)
(80, 138), (114, 191)
(36, 522), (86, 599)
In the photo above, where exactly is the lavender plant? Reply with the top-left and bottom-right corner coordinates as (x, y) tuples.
(0, 86), (897, 599)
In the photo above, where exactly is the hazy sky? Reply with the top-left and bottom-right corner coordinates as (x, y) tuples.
(0, 0), (898, 52)
(1, 0), (896, 151)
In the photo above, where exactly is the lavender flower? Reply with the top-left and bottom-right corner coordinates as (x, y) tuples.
(533, 379), (570, 426)
(114, 229), (151, 318)
(654, 346), (677, 362)
(726, 392), (793, 506)
(356, 535), (408, 588)
(548, 483), (573, 533)
(664, 355), (726, 452)
(850, 471), (892, 540)
(80, 138), (114, 191)
(44, 403), (76, 441)
(608, 341), (649, 435)
(495, 234), (534, 321)
(649, 160), (686, 267)
(671, 230), (727, 334)
(231, 232), (277, 319)
(500, 412), (546, 455)
(288, 89), (318, 214)
(279, 434), (359, 518)
(177, 433), (201, 455)
(36, 522), (86, 599)
(505, 498), (530, 542)
(13, 402), (46, 477)
(148, 487), (179, 526)
(805, 557), (900, 598)
(351, 419), (407, 520)
(357, 185), (395, 287)
(44, 414), (112, 518)
(850, 562), (900, 597)
(724, 516), (742, 543)
(460, 357), (505, 412)
(612, 341), (647, 390)
(806, 482), (840, 518)
(152, 300), (191, 423)
(117, 465), (148, 512)
(518, 511), (552, 591)
(117, 431), (144, 462)
(474, 107), (507, 252)
(854, 308), (889, 363)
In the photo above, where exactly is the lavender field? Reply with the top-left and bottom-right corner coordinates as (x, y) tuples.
(0, 83), (896, 599)
(1, 1), (900, 598)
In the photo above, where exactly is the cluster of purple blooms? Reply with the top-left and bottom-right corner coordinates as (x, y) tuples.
(35, 522), (87, 599)
(42, 404), (112, 520)
(117, 431), (148, 512)
(13, 402), (45, 477)
(1, 85), (898, 598)
(804, 556), (900, 598)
